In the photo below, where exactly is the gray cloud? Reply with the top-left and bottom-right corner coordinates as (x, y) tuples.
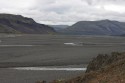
(0, 0), (125, 25)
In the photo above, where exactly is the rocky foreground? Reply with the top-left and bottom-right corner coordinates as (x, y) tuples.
(37, 52), (125, 83)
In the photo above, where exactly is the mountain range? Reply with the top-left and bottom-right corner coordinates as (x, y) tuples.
(60, 20), (125, 35)
(0, 14), (125, 36)
(0, 14), (55, 34)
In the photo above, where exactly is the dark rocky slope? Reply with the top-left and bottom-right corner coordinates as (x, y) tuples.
(0, 14), (55, 34)
(61, 20), (125, 35)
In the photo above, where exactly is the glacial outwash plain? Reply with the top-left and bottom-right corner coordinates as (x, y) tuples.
(0, 34), (125, 83)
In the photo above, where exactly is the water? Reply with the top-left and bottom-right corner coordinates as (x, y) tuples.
(12, 67), (86, 71)
(0, 65), (86, 83)
(0, 45), (34, 47)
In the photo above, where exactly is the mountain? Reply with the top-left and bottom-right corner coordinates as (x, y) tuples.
(0, 14), (55, 34)
(61, 20), (125, 35)
(49, 25), (69, 31)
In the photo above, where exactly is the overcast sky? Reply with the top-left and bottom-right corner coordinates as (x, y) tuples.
(0, 0), (125, 25)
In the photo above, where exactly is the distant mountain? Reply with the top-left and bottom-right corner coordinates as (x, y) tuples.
(61, 20), (125, 35)
(0, 14), (55, 34)
(49, 25), (69, 31)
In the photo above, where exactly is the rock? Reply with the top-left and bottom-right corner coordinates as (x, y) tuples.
(86, 52), (123, 73)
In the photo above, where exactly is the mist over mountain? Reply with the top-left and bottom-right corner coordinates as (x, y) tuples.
(60, 20), (125, 36)
(49, 25), (69, 31)
(0, 14), (55, 34)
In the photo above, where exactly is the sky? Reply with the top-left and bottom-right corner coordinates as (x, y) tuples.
(0, 0), (125, 25)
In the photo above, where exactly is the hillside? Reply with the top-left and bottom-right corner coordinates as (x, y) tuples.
(48, 52), (125, 83)
(61, 20), (125, 35)
(0, 14), (55, 34)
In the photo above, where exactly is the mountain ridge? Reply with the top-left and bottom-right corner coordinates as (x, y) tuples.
(0, 14), (55, 34)
(60, 20), (125, 35)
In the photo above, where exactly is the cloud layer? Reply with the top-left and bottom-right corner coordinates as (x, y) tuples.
(0, 0), (125, 25)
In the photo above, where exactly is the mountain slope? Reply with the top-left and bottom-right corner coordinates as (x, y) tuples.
(62, 20), (125, 35)
(0, 14), (55, 34)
